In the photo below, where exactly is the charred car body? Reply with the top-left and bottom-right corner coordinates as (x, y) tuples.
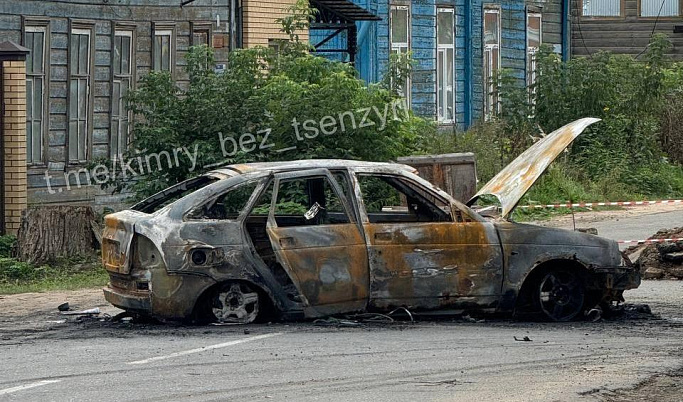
(103, 119), (640, 323)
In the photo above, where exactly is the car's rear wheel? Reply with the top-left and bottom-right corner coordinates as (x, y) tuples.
(209, 282), (260, 324)
(535, 269), (586, 322)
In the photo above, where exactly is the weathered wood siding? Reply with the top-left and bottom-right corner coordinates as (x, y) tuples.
(0, 0), (231, 207)
(469, 1), (527, 122)
(351, 0), (535, 128)
(527, 0), (564, 48)
(571, 0), (683, 58)
(375, 0), (437, 118)
(349, 0), (437, 119)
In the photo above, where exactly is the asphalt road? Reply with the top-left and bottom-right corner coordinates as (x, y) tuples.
(1, 281), (682, 402)
(592, 210), (683, 246)
(535, 206), (683, 249)
(1, 207), (682, 402)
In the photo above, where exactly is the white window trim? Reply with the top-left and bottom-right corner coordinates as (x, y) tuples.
(527, 12), (542, 87)
(114, 29), (134, 75)
(116, 30), (133, 38)
(437, 7), (455, 124)
(484, 8), (501, 121)
(390, 4), (411, 104)
(153, 28), (174, 72)
(25, 26), (45, 33)
(72, 28), (92, 36)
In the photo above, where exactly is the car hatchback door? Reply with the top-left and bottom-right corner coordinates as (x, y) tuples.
(265, 169), (370, 317)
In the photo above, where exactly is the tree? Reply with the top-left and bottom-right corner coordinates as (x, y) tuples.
(101, 23), (431, 199)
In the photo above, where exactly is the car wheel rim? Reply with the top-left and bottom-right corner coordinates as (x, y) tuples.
(538, 271), (584, 322)
(212, 283), (259, 324)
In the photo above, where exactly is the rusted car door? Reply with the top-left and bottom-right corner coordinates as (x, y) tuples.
(352, 172), (504, 311)
(265, 169), (370, 317)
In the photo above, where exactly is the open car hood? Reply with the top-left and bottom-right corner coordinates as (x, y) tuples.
(467, 118), (601, 218)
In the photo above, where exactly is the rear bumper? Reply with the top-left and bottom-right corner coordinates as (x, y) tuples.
(103, 286), (152, 313)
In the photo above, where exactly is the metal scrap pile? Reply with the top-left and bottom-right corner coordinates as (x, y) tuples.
(631, 228), (683, 280)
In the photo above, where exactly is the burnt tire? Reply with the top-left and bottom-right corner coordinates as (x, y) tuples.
(206, 282), (261, 324)
(533, 269), (586, 322)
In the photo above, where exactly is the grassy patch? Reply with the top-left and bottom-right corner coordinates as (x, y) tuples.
(0, 238), (107, 295)
(0, 269), (108, 295)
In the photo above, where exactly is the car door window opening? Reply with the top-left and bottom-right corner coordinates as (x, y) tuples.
(273, 176), (352, 227)
(357, 175), (453, 223)
(132, 175), (220, 214)
(188, 180), (260, 220)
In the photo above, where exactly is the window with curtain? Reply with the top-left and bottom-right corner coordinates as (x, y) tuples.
(583, 0), (622, 17)
(527, 13), (542, 87)
(153, 27), (173, 71)
(483, 8), (501, 120)
(641, 0), (680, 16)
(390, 5), (411, 103)
(437, 8), (455, 124)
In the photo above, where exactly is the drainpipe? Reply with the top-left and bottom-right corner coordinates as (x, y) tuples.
(0, 66), (4, 235)
(230, 0), (242, 50)
(464, 0), (473, 128)
(562, 0), (570, 62)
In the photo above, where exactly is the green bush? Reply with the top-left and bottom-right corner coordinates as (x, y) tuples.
(104, 3), (432, 200)
(0, 258), (43, 281)
(0, 252), (107, 295)
(446, 34), (683, 205)
(0, 235), (16, 258)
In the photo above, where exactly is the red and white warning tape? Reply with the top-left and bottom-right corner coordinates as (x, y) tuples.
(618, 238), (683, 245)
(518, 199), (682, 210)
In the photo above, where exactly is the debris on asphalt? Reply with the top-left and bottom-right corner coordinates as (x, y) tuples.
(461, 314), (486, 323)
(585, 307), (602, 322)
(413, 379), (471, 387)
(576, 227), (598, 235)
(514, 336), (532, 342)
(60, 307), (100, 316)
(313, 317), (362, 327)
(57, 302), (70, 312)
(45, 320), (67, 324)
(629, 228), (683, 279)
(607, 304), (658, 321)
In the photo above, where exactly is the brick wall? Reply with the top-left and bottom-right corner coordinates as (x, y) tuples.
(242, 0), (308, 47)
(2, 59), (28, 234)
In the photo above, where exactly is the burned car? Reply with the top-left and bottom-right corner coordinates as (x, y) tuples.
(103, 118), (640, 323)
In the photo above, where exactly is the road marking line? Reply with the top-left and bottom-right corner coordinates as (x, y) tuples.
(0, 380), (61, 396)
(126, 332), (283, 365)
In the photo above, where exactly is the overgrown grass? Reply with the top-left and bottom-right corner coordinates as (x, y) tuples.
(419, 125), (683, 222)
(0, 269), (108, 295)
(0, 237), (107, 295)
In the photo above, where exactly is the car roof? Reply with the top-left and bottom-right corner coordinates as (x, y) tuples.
(209, 159), (416, 176)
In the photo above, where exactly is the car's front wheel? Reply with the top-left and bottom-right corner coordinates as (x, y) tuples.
(208, 282), (261, 324)
(535, 269), (586, 322)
